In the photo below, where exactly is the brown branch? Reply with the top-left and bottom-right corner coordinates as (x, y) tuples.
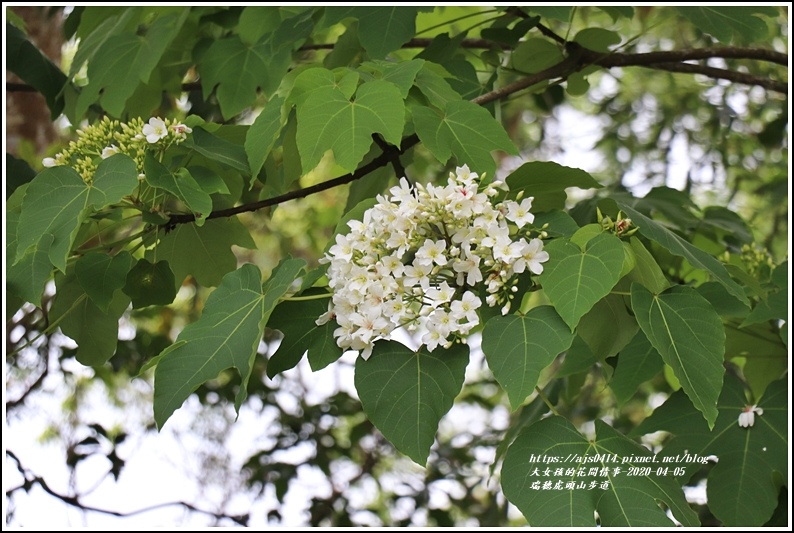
(167, 134), (421, 225)
(166, 42), (787, 226)
(6, 450), (249, 526)
(371, 133), (409, 184)
(642, 62), (787, 93)
(585, 47), (788, 68)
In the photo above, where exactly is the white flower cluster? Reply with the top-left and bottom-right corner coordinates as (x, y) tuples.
(318, 165), (549, 359)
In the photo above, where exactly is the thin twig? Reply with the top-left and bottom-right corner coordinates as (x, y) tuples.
(6, 450), (249, 526)
(643, 62), (787, 93)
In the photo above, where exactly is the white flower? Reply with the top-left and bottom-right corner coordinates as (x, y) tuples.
(514, 238), (549, 275)
(42, 157), (56, 167)
(142, 117), (168, 143)
(416, 239), (448, 267)
(101, 144), (119, 159)
(505, 197), (535, 228)
(738, 405), (763, 428)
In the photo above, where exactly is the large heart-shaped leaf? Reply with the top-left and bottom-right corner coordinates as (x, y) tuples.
(538, 233), (625, 330)
(297, 80), (405, 173)
(153, 259), (306, 428)
(354, 341), (469, 464)
(502, 416), (699, 526)
(15, 155), (139, 274)
(633, 375), (787, 526)
(50, 270), (131, 367)
(147, 218), (256, 289)
(631, 284), (725, 427)
(412, 101), (517, 179)
(482, 306), (574, 409)
(75, 12), (186, 117)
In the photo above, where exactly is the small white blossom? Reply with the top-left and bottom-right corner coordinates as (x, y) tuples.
(42, 157), (57, 167)
(738, 405), (763, 428)
(142, 117), (168, 143)
(101, 144), (119, 159)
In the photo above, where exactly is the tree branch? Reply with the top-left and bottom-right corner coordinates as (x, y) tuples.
(641, 62), (787, 93)
(6, 450), (249, 526)
(165, 42), (787, 226)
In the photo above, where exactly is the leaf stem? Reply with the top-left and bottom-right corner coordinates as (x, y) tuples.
(610, 291), (631, 296)
(281, 292), (332, 302)
(535, 386), (561, 416)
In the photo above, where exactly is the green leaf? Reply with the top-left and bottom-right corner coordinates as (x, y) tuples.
(577, 289), (638, 360)
(6, 22), (68, 118)
(610, 330), (663, 405)
(539, 233), (625, 330)
(564, 71), (590, 96)
(533, 210), (580, 238)
(363, 59), (424, 98)
(327, 7), (421, 59)
(237, 6), (281, 45)
(526, 6), (573, 21)
(186, 127), (250, 174)
(51, 271), (131, 367)
(482, 306), (575, 409)
(245, 96), (287, 182)
(15, 154), (138, 273)
(75, 251), (134, 312)
(7, 236), (53, 307)
(502, 416), (699, 526)
(296, 80), (404, 173)
(411, 101), (517, 179)
(506, 162), (602, 212)
(354, 341), (469, 464)
(618, 203), (749, 305)
(696, 281), (750, 319)
(725, 322), (787, 399)
(7, 185), (51, 305)
(700, 206), (754, 245)
(512, 38), (564, 74)
(634, 375), (787, 526)
(557, 335), (598, 377)
(199, 15), (313, 118)
(147, 218), (256, 289)
(266, 294), (341, 377)
(573, 28), (621, 52)
(75, 12), (185, 117)
(122, 258), (177, 308)
(631, 186), (701, 230)
(323, 20), (363, 69)
(154, 259), (306, 428)
(677, 6), (779, 43)
(69, 8), (139, 77)
(631, 283), (725, 427)
(626, 237), (671, 294)
(144, 154), (213, 225)
(413, 62), (463, 108)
